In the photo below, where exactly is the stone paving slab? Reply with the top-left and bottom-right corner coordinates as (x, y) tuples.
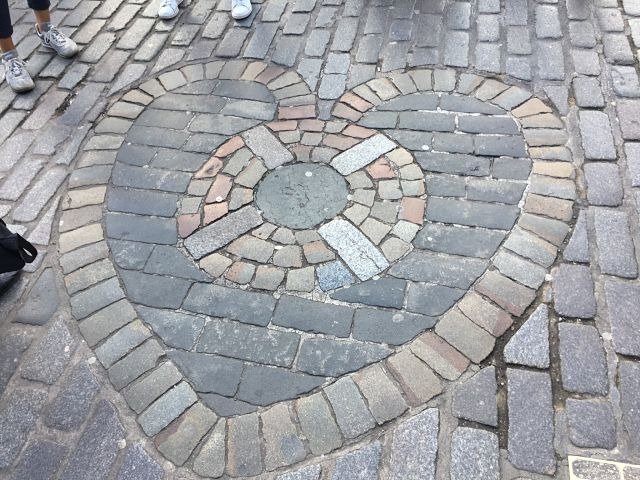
(0, 0), (639, 477)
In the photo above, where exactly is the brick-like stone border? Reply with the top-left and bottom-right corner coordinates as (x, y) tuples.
(58, 61), (575, 477)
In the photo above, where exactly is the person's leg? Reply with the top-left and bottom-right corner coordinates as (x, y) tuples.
(28, 0), (79, 58)
(0, 0), (15, 47)
(1, 0), (35, 92)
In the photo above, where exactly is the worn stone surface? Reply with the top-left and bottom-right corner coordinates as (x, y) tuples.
(389, 409), (439, 480)
(450, 427), (500, 480)
(452, 367), (498, 427)
(503, 304), (550, 368)
(558, 323), (609, 395)
(507, 369), (555, 475)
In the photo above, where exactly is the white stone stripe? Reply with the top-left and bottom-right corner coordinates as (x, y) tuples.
(242, 126), (293, 169)
(330, 134), (397, 175)
(318, 219), (389, 281)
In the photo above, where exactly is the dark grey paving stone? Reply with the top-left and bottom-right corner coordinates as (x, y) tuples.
(414, 223), (504, 258)
(183, 283), (276, 326)
(553, 264), (597, 318)
(563, 210), (589, 263)
(389, 408), (438, 480)
(272, 295), (354, 337)
(450, 427), (499, 480)
(150, 93), (226, 114)
(61, 400), (125, 480)
(0, 389), (48, 469)
(108, 240), (154, 270)
(137, 381), (198, 436)
(112, 163), (191, 192)
(507, 369), (555, 475)
(21, 318), (76, 385)
(558, 323), (609, 395)
(377, 92), (439, 111)
(325, 377), (376, 439)
(116, 143), (156, 167)
(389, 250), (487, 288)
(200, 393), (258, 416)
(44, 363), (100, 431)
(352, 308), (436, 345)
(467, 178), (526, 204)
(189, 113), (261, 135)
(593, 208), (638, 278)
(10, 440), (67, 480)
(116, 443), (164, 480)
(78, 299), (136, 348)
(107, 187), (178, 217)
(197, 318), (300, 367)
(137, 306), (205, 350)
(426, 197), (519, 229)
(151, 148), (208, 172)
(605, 281), (640, 357)
(126, 125), (189, 149)
(168, 350), (243, 396)
(106, 213), (177, 245)
(440, 94), (504, 114)
(619, 361), (640, 450)
(491, 157), (532, 180)
(399, 111), (455, 131)
(452, 367), (498, 427)
(213, 79), (273, 102)
(236, 365), (324, 405)
(143, 245), (208, 281)
(0, 332), (31, 395)
(119, 270), (191, 309)
(332, 442), (381, 480)
(297, 338), (392, 376)
(122, 362), (182, 415)
(503, 304), (550, 368)
(405, 283), (465, 316)
(330, 278), (406, 308)
(14, 268), (59, 326)
(566, 398), (616, 449)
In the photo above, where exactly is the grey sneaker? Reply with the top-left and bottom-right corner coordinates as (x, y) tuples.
(36, 24), (79, 58)
(231, 0), (252, 19)
(2, 53), (35, 93)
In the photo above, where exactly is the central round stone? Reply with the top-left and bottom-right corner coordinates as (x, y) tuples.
(255, 164), (348, 230)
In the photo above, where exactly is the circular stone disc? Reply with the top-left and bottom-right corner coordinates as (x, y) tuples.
(255, 164), (349, 230)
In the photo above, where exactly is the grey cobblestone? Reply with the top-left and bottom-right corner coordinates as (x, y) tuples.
(559, 323), (609, 395)
(389, 409), (438, 480)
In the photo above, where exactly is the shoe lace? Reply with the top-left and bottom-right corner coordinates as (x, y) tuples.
(160, 0), (173, 8)
(46, 26), (68, 46)
(7, 58), (26, 78)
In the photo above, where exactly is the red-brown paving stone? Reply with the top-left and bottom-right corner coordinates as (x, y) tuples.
(205, 175), (233, 203)
(225, 261), (256, 284)
(299, 119), (325, 132)
(411, 332), (470, 380)
(215, 136), (244, 158)
(458, 291), (513, 336)
(178, 214), (200, 238)
(255, 66), (286, 84)
(366, 158), (396, 179)
(343, 125), (376, 139)
(278, 105), (316, 120)
(332, 102), (363, 122)
(266, 120), (298, 131)
(204, 202), (229, 225)
(340, 91), (374, 112)
(195, 156), (223, 178)
(323, 134), (360, 150)
(399, 197), (426, 225)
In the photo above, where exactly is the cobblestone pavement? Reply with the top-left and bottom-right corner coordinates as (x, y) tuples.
(0, 0), (639, 477)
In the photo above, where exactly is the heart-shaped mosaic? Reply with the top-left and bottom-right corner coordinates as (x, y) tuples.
(60, 61), (575, 475)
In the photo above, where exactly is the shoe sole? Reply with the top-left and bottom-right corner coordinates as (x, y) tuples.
(40, 42), (79, 58)
(232, 8), (252, 19)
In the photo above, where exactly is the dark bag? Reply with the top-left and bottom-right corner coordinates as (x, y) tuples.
(0, 219), (38, 273)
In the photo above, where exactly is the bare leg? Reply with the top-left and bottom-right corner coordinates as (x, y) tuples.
(33, 9), (51, 30)
(0, 36), (16, 53)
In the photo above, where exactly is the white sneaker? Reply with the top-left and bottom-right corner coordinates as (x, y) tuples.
(231, 0), (252, 19)
(158, 0), (183, 19)
(2, 53), (35, 93)
(35, 24), (79, 58)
